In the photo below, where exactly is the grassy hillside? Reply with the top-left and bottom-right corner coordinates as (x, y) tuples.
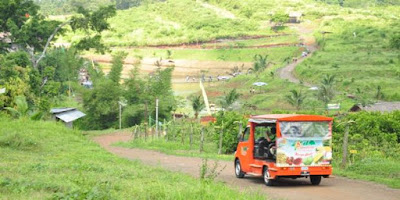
(0, 117), (263, 199)
(296, 15), (400, 102)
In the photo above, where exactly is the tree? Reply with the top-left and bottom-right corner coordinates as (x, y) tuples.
(317, 75), (336, 105)
(191, 95), (205, 119)
(270, 12), (289, 31)
(220, 89), (241, 110)
(285, 89), (306, 110)
(252, 54), (269, 72)
(108, 51), (127, 84)
(81, 78), (121, 130)
(0, 1), (116, 68)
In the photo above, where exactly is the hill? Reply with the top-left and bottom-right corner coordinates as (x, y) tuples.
(0, 117), (262, 199)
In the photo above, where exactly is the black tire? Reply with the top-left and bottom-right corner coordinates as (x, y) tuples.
(310, 175), (322, 185)
(263, 167), (274, 186)
(235, 159), (245, 178)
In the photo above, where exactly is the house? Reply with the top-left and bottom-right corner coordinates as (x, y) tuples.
(0, 32), (19, 52)
(289, 12), (302, 23)
(349, 102), (400, 113)
(50, 108), (86, 128)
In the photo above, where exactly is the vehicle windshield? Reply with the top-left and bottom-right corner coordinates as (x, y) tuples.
(279, 121), (330, 139)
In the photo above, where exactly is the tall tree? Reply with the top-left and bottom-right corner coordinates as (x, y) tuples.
(0, 1), (116, 68)
(191, 95), (205, 119)
(221, 89), (241, 110)
(252, 54), (269, 72)
(317, 75), (336, 106)
(108, 51), (127, 84)
(285, 89), (306, 110)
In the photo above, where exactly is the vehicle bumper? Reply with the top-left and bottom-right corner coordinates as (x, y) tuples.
(269, 166), (332, 179)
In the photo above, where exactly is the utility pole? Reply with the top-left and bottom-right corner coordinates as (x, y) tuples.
(119, 103), (122, 129)
(118, 100), (127, 130)
(155, 98), (159, 137)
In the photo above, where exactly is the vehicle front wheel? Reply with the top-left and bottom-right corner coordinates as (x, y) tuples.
(310, 175), (322, 185)
(235, 159), (245, 178)
(263, 167), (274, 186)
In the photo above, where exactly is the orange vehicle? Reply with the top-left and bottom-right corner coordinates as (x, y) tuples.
(234, 114), (333, 186)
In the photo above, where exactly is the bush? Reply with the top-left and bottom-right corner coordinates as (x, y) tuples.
(212, 111), (246, 154)
(333, 111), (400, 164)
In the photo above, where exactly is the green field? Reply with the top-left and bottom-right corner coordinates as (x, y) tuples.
(0, 117), (264, 199)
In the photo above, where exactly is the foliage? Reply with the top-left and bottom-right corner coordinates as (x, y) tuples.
(220, 89), (241, 110)
(81, 78), (121, 130)
(252, 54), (269, 72)
(270, 12), (289, 31)
(317, 75), (336, 105)
(332, 111), (400, 187)
(212, 111), (246, 154)
(108, 51), (127, 84)
(285, 89), (306, 110)
(199, 158), (226, 183)
(0, 117), (264, 199)
(190, 95), (205, 119)
(70, 5), (117, 54)
(390, 33), (400, 49)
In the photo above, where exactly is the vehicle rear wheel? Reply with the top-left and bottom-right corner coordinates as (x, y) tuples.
(235, 159), (245, 178)
(310, 175), (322, 185)
(263, 167), (274, 186)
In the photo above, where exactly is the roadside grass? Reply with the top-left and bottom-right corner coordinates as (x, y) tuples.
(0, 117), (264, 199)
(117, 138), (233, 161)
(117, 132), (400, 189)
(332, 157), (400, 189)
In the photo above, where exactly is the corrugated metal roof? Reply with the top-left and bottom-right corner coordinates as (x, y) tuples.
(55, 110), (86, 123)
(357, 102), (400, 112)
(50, 108), (76, 114)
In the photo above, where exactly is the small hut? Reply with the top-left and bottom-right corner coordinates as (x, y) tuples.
(349, 102), (400, 113)
(50, 108), (86, 128)
(289, 12), (302, 23)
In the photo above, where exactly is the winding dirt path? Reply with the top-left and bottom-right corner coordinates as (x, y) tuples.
(93, 132), (400, 200)
(276, 44), (317, 87)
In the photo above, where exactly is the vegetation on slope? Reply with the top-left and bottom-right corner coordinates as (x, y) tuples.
(0, 117), (264, 199)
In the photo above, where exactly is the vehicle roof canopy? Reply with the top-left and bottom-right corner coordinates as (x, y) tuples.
(249, 114), (332, 124)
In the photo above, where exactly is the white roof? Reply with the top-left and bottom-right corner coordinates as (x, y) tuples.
(50, 108), (75, 114)
(55, 110), (86, 123)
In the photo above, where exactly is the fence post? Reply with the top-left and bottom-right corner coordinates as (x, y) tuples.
(341, 123), (350, 168)
(218, 121), (224, 155)
(200, 127), (204, 153)
(181, 124), (185, 145)
(190, 123), (193, 149)
(144, 123), (148, 141)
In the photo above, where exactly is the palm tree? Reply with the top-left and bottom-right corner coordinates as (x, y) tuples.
(191, 95), (205, 119)
(317, 75), (336, 106)
(253, 54), (269, 72)
(221, 89), (241, 110)
(285, 90), (306, 110)
(4, 96), (29, 118)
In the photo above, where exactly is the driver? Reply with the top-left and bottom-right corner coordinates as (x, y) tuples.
(265, 128), (276, 143)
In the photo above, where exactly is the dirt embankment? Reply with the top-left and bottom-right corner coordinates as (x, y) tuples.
(93, 132), (400, 200)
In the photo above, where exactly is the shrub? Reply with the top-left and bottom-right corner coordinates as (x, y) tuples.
(212, 111), (246, 154)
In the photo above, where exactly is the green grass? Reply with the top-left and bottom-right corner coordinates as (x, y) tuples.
(108, 46), (300, 62)
(332, 157), (400, 189)
(295, 13), (400, 102)
(0, 117), (264, 199)
(118, 137), (233, 161)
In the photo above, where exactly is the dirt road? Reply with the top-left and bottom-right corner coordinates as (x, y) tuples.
(93, 133), (400, 200)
